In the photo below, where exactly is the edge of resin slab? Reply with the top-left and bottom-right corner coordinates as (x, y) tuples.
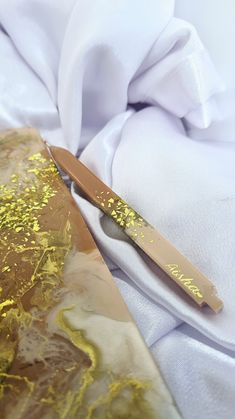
(0, 128), (181, 419)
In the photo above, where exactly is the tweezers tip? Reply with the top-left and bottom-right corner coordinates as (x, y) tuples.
(207, 295), (224, 313)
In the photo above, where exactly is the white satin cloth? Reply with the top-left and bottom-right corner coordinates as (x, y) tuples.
(0, 1), (235, 418)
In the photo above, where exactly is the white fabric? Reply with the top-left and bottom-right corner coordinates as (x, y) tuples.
(0, 1), (235, 417)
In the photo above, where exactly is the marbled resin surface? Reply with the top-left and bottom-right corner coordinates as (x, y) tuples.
(0, 129), (181, 419)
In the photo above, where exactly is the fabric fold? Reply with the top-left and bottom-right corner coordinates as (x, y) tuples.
(0, 1), (235, 417)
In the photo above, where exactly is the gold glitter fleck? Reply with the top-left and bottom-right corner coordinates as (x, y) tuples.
(0, 153), (58, 235)
(2, 266), (10, 273)
(96, 195), (148, 232)
(15, 227), (23, 233)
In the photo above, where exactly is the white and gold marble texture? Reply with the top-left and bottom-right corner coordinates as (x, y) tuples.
(0, 129), (181, 419)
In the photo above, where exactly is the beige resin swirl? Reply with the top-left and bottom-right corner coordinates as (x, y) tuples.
(0, 128), (181, 419)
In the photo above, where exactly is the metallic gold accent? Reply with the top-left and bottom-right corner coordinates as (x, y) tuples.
(165, 264), (203, 299)
(0, 133), (171, 419)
